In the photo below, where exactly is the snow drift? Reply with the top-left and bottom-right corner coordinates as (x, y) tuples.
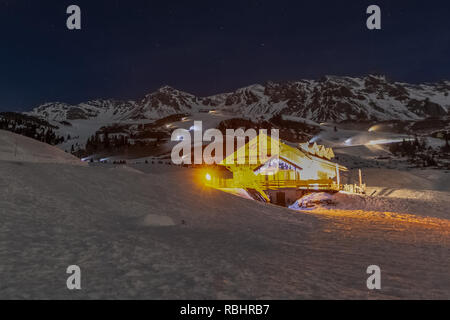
(290, 191), (450, 220)
(0, 129), (84, 166)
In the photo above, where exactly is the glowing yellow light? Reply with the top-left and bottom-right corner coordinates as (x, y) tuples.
(203, 134), (347, 196)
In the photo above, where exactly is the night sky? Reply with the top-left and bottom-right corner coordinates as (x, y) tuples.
(0, 0), (449, 111)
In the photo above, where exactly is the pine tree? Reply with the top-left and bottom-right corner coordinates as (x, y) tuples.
(103, 131), (110, 150)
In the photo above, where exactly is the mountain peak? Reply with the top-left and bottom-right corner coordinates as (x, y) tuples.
(157, 85), (176, 93)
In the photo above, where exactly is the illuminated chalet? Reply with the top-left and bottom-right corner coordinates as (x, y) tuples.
(204, 133), (347, 206)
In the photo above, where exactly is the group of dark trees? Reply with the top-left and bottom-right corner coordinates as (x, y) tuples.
(84, 132), (132, 155)
(73, 120), (172, 158)
(388, 136), (443, 167)
(388, 136), (426, 156)
(441, 131), (450, 153)
(0, 112), (65, 145)
(82, 130), (166, 157)
(216, 115), (320, 143)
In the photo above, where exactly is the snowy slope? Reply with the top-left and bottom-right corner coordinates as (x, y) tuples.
(0, 130), (84, 166)
(0, 161), (449, 299)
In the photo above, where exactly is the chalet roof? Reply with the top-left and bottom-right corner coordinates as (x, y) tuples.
(219, 133), (346, 171)
(298, 142), (335, 160)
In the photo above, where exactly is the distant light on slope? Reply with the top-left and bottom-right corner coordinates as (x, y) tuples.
(366, 138), (412, 146)
(368, 124), (394, 133)
(368, 124), (381, 132)
(344, 138), (352, 146)
(205, 173), (211, 181)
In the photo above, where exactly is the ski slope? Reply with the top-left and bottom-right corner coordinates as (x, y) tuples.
(0, 130), (449, 299)
(0, 129), (85, 166)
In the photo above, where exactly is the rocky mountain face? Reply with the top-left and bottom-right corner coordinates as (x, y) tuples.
(217, 76), (449, 122)
(27, 75), (449, 125)
(129, 86), (201, 120)
(30, 100), (137, 122)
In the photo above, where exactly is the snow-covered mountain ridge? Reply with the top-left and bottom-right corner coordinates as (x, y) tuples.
(27, 75), (449, 124)
(18, 75), (449, 151)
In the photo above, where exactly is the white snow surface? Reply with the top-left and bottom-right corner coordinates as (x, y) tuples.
(0, 130), (85, 166)
(0, 159), (449, 299)
(0, 130), (449, 299)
